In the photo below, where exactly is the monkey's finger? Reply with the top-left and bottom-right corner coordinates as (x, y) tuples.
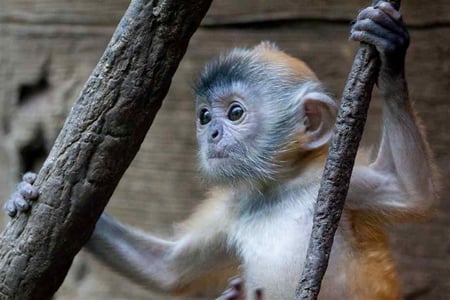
(23, 172), (37, 185)
(228, 277), (244, 291)
(352, 18), (397, 38)
(350, 30), (394, 54)
(4, 199), (17, 217)
(351, 19), (404, 50)
(14, 193), (30, 212)
(376, 2), (403, 24)
(255, 288), (263, 300)
(18, 181), (39, 200)
(218, 288), (240, 300)
(356, 6), (404, 35)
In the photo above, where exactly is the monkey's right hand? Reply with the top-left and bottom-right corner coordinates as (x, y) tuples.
(3, 172), (39, 217)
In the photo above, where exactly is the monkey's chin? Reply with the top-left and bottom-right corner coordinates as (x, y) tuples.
(202, 157), (242, 184)
(206, 157), (231, 171)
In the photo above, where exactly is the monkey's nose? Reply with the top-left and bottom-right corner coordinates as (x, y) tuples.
(208, 128), (222, 143)
(211, 130), (219, 139)
(208, 121), (223, 143)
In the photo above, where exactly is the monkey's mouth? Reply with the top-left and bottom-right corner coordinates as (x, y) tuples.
(208, 152), (229, 159)
(207, 148), (229, 159)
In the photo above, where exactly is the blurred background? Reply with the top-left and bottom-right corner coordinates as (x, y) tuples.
(0, 0), (448, 299)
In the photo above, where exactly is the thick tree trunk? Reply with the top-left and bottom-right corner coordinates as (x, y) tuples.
(0, 0), (212, 299)
(295, 1), (401, 299)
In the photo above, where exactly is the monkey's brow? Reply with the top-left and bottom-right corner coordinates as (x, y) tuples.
(197, 90), (245, 106)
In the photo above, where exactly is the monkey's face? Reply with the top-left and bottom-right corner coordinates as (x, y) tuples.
(195, 86), (295, 186)
(193, 45), (337, 186)
(196, 92), (258, 184)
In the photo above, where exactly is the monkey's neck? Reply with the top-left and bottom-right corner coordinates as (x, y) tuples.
(277, 144), (329, 185)
(232, 161), (326, 216)
(233, 146), (329, 201)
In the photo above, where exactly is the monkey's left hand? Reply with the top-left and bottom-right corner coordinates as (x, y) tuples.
(350, 1), (410, 77)
(3, 172), (39, 217)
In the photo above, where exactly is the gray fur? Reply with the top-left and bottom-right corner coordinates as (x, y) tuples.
(195, 46), (325, 187)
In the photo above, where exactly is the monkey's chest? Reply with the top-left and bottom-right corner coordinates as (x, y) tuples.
(228, 200), (350, 299)
(228, 204), (315, 299)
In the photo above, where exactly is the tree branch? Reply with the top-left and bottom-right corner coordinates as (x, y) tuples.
(0, 0), (212, 299)
(295, 1), (401, 299)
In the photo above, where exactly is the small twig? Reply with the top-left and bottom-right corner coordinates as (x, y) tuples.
(295, 1), (401, 299)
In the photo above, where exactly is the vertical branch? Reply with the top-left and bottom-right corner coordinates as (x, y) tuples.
(295, 1), (401, 299)
(0, 0), (212, 299)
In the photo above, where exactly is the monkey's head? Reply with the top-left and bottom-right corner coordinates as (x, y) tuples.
(194, 42), (337, 186)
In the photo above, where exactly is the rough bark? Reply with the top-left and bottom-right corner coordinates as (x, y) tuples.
(0, 0), (212, 299)
(295, 1), (401, 299)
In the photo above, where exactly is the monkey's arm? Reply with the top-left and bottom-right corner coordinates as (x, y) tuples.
(346, 2), (437, 216)
(4, 180), (237, 295)
(86, 191), (237, 296)
(86, 214), (179, 291)
(348, 78), (436, 215)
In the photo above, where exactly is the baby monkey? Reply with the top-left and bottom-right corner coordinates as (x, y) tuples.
(5, 2), (437, 299)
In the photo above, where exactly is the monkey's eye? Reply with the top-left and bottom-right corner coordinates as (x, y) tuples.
(199, 108), (211, 125)
(228, 104), (244, 121)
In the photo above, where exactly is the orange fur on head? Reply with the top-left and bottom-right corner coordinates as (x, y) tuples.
(251, 41), (318, 81)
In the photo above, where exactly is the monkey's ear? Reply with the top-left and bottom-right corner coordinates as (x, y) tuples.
(300, 92), (338, 151)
